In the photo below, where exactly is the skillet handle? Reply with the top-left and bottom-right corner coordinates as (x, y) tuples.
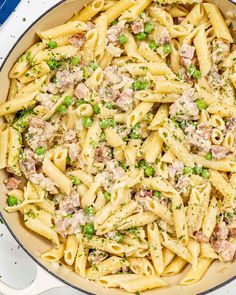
(0, 264), (65, 295)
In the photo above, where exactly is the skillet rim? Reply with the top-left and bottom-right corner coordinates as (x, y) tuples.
(0, 0), (236, 294)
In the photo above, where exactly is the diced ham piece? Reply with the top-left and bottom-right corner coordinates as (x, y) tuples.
(29, 117), (45, 128)
(211, 145), (228, 160)
(88, 250), (108, 265)
(168, 161), (184, 178)
(194, 231), (209, 243)
(131, 21), (144, 34)
(228, 218), (236, 238)
(75, 83), (89, 100)
(116, 88), (133, 111)
(3, 177), (21, 190)
(104, 66), (121, 85)
(214, 222), (229, 240)
(169, 89), (199, 121)
(56, 70), (75, 90)
(212, 240), (236, 262)
(68, 143), (80, 162)
(36, 93), (54, 111)
(185, 124), (212, 152)
(19, 149), (36, 178)
(30, 173), (58, 194)
(180, 43), (195, 60)
(226, 117), (236, 131)
(95, 143), (112, 163)
(69, 33), (85, 49)
(140, 189), (153, 198)
(64, 130), (77, 143)
(107, 20), (126, 44)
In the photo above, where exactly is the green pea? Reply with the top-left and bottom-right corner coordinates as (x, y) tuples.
(201, 169), (210, 179)
(111, 19), (118, 26)
(149, 40), (158, 50)
(144, 166), (154, 177)
(47, 41), (57, 49)
(85, 206), (95, 216)
(56, 104), (68, 114)
(35, 146), (45, 156)
(93, 104), (101, 114)
(119, 34), (128, 45)
(144, 22), (154, 34)
(163, 43), (172, 55)
(47, 59), (60, 70)
(100, 118), (116, 128)
(194, 165), (203, 175)
(153, 190), (161, 198)
(7, 195), (18, 206)
(76, 99), (85, 106)
(66, 213), (72, 218)
(104, 191), (111, 202)
(138, 159), (147, 168)
(64, 96), (73, 106)
(116, 232), (125, 243)
(132, 80), (148, 91)
(100, 132), (106, 141)
(183, 166), (193, 175)
(70, 56), (80, 66)
(188, 64), (201, 80)
(82, 116), (93, 128)
(104, 102), (113, 109)
(130, 130), (140, 139)
(90, 62), (98, 71)
(205, 152), (212, 160)
(196, 99), (207, 110)
(72, 176), (80, 186)
(135, 32), (147, 40)
(84, 223), (95, 236)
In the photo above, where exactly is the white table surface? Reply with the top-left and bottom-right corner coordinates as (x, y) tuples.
(0, 1), (235, 294)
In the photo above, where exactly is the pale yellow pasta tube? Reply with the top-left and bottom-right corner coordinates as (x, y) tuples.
(41, 244), (65, 262)
(159, 127), (194, 167)
(127, 102), (154, 127)
(81, 119), (101, 167)
(117, 212), (157, 230)
(9, 42), (46, 78)
(23, 205), (59, 245)
(0, 125), (9, 169)
(70, 0), (104, 22)
(119, 276), (167, 293)
(202, 197), (219, 239)
(135, 91), (179, 103)
(69, 169), (93, 186)
(7, 127), (22, 176)
(193, 154), (236, 173)
(123, 32), (144, 61)
(83, 29), (98, 63)
(64, 235), (79, 266)
(181, 4), (205, 27)
(77, 234), (133, 256)
(138, 42), (163, 63)
(97, 274), (143, 288)
(162, 256), (187, 277)
(42, 157), (72, 196)
(16, 75), (47, 98)
(194, 26), (211, 76)
(104, 0), (136, 24)
(162, 233), (193, 264)
(200, 243), (218, 259)
(123, 62), (174, 77)
(149, 104), (169, 130)
(75, 242), (88, 278)
(39, 21), (88, 39)
(0, 91), (38, 116)
(170, 40), (180, 73)
(145, 197), (173, 225)
(95, 15), (108, 57)
(18, 62), (50, 84)
(203, 3), (233, 43)
(120, 0), (152, 21)
(53, 147), (67, 172)
(207, 103), (236, 118)
(147, 223), (164, 275)
(128, 257), (155, 276)
(85, 67), (104, 89)
(148, 7), (173, 26)
(81, 178), (102, 209)
(180, 258), (213, 286)
(104, 128), (123, 147)
(155, 81), (191, 93)
(172, 192), (188, 245)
